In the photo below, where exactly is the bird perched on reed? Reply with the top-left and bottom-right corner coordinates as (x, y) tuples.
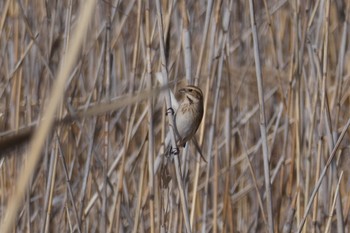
(174, 85), (203, 147)
(167, 85), (205, 161)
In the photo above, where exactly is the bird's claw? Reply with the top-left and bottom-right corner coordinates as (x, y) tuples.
(166, 146), (179, 158)
(166, 107), (175, 116)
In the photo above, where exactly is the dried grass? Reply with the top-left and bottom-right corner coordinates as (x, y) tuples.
(1, 0), (350, 232)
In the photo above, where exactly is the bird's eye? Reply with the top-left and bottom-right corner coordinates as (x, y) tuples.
(188, 89), (192, 92)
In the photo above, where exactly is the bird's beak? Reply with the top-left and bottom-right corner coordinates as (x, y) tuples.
(178, 88), (186, 93)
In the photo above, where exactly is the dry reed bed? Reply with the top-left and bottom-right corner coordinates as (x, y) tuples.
(1, 0), (350, 232)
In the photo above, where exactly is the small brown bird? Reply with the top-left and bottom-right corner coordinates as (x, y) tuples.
(166, 85), (205, 161)
(161, 85), (205, 187)
(174, 85), (204, 146)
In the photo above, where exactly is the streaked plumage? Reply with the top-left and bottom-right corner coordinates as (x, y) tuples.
(174, 85), (204, 146)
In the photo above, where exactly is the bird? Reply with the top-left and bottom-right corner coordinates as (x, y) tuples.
(174, 85), (204, 146)
(167, 85), (205, 161)
(160, 85), (205, 188)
